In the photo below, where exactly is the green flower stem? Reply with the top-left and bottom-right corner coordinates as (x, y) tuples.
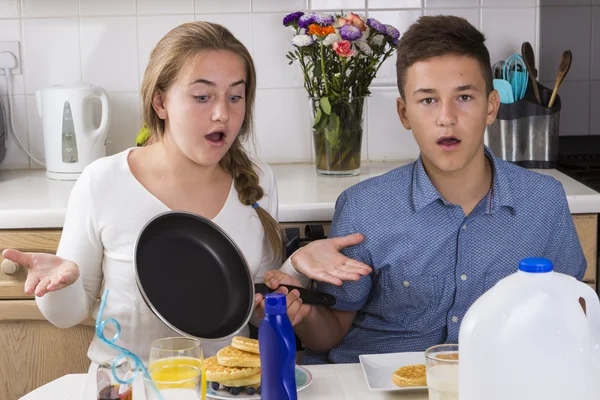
(320, 40), (329, 95)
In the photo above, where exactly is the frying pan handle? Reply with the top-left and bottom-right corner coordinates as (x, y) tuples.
(254, 283), (336, 306)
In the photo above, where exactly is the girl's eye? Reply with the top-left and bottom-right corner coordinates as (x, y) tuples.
(194, 95), (209, 102)
(229, 96), (243, 102)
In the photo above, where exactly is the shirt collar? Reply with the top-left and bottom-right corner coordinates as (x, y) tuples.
(411, 146), (515, 214)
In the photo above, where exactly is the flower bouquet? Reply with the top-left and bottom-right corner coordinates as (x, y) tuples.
(283, 11), (399, 176)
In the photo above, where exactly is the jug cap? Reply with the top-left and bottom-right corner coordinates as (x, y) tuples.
(519, 257), (553, 273)
(265, 293), (287, 315)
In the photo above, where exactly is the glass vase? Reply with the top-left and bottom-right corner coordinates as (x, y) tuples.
(309, 96), (366, 177)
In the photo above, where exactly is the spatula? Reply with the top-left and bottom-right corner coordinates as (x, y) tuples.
(548, 50), (572, 108)
(521, 42), (542, 105)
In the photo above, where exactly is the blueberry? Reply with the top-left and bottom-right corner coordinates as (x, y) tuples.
(230, 387), (241, 395)
(257, 386), (261, 395)
(246, 387), (256, 395)
(210, 382), (220, 391)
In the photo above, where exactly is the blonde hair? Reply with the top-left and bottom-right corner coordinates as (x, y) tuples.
(140, 21), (284, 263)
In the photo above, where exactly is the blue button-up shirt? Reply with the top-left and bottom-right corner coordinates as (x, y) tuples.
(303, 148), (586, 364)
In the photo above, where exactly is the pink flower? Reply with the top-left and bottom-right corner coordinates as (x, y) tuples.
(332, 40), (356, 57)
(346, 12), (366, 31)
(337, 17), (351, 26)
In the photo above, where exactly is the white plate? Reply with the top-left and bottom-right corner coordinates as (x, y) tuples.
(206, 365), (312, 399)
(359, 352), (428, 391)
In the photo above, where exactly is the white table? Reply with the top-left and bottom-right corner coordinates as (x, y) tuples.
(20, 363), (428, 400)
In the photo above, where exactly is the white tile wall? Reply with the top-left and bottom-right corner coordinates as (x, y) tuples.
(22, 18), (81, 94)
(80, 0), (135, 16)
(481, 7), (537, 66)
(0, 0), (542, 169)
(21, 0), (77, 17)
(0, 0), (19, 18)
(367, 88), (420, 160)
(424, 8), (480, 29)
(254, 88), (312, 163)
(137, 0), (193, 15)
(80, 17), (139, 92)
(195, 0), (250, 14)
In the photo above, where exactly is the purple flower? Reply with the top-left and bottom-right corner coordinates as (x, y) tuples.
(298, 13), (317, 29)
(385, 24), (400, 40)
(339, 24), (362, 41)
(283, 11), (304, 26)
(366, 18), (387, 34)
(314, 13), (334, 26)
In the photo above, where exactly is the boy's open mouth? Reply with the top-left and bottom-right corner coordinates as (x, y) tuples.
(436, 136), (461, 150)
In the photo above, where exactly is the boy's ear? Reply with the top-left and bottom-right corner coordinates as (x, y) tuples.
(396, 97), (411, 130)
(486, 89), (500, 126)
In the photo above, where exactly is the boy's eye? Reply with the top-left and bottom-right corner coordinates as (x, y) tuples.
(458, 95), (472, 102)
(194, 95), (209, 102)
(421, 98), (435, 105)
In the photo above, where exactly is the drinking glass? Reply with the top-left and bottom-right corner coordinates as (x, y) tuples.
(144, 364), (202, 400)
(425, 344), (459, 400)
(148, 337), (205, 399)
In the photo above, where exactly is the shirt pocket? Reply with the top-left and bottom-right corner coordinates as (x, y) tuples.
(379, 267), (442, 332)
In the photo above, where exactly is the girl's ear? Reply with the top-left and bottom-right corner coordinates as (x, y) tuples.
(152, 90), (168, 120)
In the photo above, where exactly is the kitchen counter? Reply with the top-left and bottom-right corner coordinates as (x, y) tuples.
(1, 162), (600, 229)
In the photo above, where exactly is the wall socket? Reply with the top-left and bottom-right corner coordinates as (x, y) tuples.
(0, 41), (21, 75)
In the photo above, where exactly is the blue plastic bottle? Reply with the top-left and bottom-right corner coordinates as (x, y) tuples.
(259, 293), (297, 400)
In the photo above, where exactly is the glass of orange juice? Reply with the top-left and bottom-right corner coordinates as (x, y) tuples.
(148, 337), (205, 399)
(145, 364), (202, 400)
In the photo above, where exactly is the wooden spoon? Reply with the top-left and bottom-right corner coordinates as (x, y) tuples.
(521, 42), (542, 105)
(548, 50), (572, 108)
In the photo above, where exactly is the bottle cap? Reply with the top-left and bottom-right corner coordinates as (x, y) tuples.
(519, 257), (553, 273)
(264, 293), (287, 315)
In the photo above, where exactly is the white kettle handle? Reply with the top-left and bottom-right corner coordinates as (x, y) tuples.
(89, 85), (110, 139)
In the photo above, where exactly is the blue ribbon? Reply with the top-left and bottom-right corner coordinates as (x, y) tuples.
(95, 289), (164, 400)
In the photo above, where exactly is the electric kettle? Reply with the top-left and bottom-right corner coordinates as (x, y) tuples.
(36, 83), (110, 180)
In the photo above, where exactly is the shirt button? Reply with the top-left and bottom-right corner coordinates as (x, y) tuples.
(451, 316), (459, 323)
(403, 281), (410, 288)
(462, 224), (467, 230)
(460, 274), (468, 281)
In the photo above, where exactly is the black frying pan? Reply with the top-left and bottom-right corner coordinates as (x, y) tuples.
(134, 211), (336, 341)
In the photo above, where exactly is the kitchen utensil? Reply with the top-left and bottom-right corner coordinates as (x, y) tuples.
(493, 60), (505, 79)
(134, 211), (336, 342)
(485, 82), (560, 169)
(547, 50), (572, 108)
(521, 42), (542, 105)
(493, 79), (515, 104)
(36, 83), (110, 180)
(502, 54), (528, 102)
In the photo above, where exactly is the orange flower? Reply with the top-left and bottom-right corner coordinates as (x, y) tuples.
(307, 24), (335, 37)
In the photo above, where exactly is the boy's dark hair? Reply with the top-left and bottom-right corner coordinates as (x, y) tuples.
(395, 15), (493, 99)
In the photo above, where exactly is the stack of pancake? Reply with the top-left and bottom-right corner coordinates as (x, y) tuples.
(206, 336), (261, 394)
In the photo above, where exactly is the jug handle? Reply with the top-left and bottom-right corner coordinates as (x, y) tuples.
(89, 85), (110, 140)
(576, 283), (600, 367)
